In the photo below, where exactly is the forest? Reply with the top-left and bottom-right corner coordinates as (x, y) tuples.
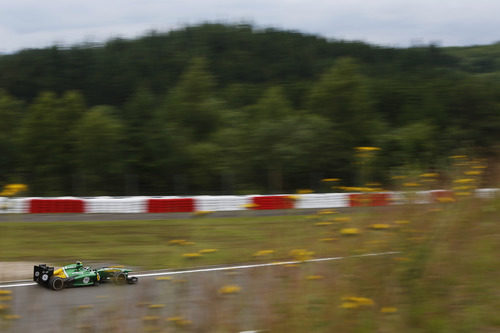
(0, 23), (499, 196)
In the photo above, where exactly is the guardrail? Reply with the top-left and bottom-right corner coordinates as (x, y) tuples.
(0, 189), (497, 214)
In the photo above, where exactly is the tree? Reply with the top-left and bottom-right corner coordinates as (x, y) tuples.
(307, 57), (374, 142)
(19, 91), (86, 195)
(162, 57), (219, 141)
(0, 90), (24, 183)
(74, 106), (125, 195)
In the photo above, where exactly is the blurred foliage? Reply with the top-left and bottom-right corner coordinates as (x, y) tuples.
(0, 24), (499, 195)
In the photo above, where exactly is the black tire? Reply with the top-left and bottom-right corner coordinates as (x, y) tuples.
(113, 272), (127, 285)
(49, 276), (64, 291)
(127, 276), (138, 284)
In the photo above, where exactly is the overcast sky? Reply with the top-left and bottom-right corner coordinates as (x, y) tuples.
(1, 0), (499, 53)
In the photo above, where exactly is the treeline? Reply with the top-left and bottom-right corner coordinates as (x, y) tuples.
(0, 24), (499, 196)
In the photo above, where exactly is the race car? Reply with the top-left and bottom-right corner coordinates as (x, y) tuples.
(34, 261), (138, 290)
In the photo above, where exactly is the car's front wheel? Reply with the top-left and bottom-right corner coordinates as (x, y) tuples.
(113, 272), (127, 285)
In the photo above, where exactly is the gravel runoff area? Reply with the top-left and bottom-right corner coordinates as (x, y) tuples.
(0, 262), (41, 282)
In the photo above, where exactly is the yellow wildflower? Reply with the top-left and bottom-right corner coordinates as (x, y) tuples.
(306, 275), (324, 280)
(148, 304), (166, 309)
(391, 175), (406, 180)
(420, 173), (439, 178)
(322, 178), (340, 182)
(340, 302), (359, 309)
(166, 316), (191, 326)
(464, 170), (482, 176)
(296, 189), (313, 194)
(341, 186), (376, 192)
(394, 220), (410, 225)
(193, 210), (213, 216)
(182, 253), (202, 259)
(437, 196), (455, 203)
(403, 182), (420, 187)
(453, 185), (473, 191)
(342, 296), (374, 306)
(0, 290), (12, 295)
(380, 307), (398, 313)
(3, 314), (21, 320)
(456, 191), (472, 196)
(333, 216), (351, 222)
(450, 155), (467, 159)
(370, 224), (390, 230)
(242, 203), (259, 209)
(253, 250), (274, 257)
(176, 319), (192, 326)
(218, 285), (241, 295)
(454, 178), (475, 183)
(340, 228), (360, 235)
(355, 147), (381, 152)
(289, 249), (314, 261)
(318, 209), (337, 215)
(0, 184), (28, 197)
(286, 195), (301, 200)
(315, 222), (333, 226)
(199, 249), (217, 254)
(320, 237), (337, 242)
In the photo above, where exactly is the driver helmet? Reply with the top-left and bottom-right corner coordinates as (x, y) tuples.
(76, 261), (83, 269)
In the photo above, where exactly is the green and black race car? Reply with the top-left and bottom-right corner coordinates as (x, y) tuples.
(34, 261), (138, 290)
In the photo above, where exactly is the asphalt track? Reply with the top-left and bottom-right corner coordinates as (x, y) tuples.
(0, 252), (398, 332)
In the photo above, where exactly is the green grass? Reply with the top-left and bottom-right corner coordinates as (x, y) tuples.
(0, 211), (400, 269)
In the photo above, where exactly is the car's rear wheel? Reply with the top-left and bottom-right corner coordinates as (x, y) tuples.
(49, 276), (64, 291)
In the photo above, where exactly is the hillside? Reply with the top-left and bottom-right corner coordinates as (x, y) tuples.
(0, 24), (498, 196)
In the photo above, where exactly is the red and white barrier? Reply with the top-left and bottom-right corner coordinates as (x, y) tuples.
(295, 193), (349, 209)
(0, 189), (497, 214)
(147, 197), (195, 213)
(0, 197), (30, 214)
(86, 197), (147, 213)
(29, 197), (85, 213)
(195, 195), (252, 211)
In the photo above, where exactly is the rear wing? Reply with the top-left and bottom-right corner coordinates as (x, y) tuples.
(34, 264), (54, 285)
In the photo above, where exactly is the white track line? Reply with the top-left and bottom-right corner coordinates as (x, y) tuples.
(0, 282), (37, 288)
(132, 251), (400, 278)
(0, 251), (399, 289)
